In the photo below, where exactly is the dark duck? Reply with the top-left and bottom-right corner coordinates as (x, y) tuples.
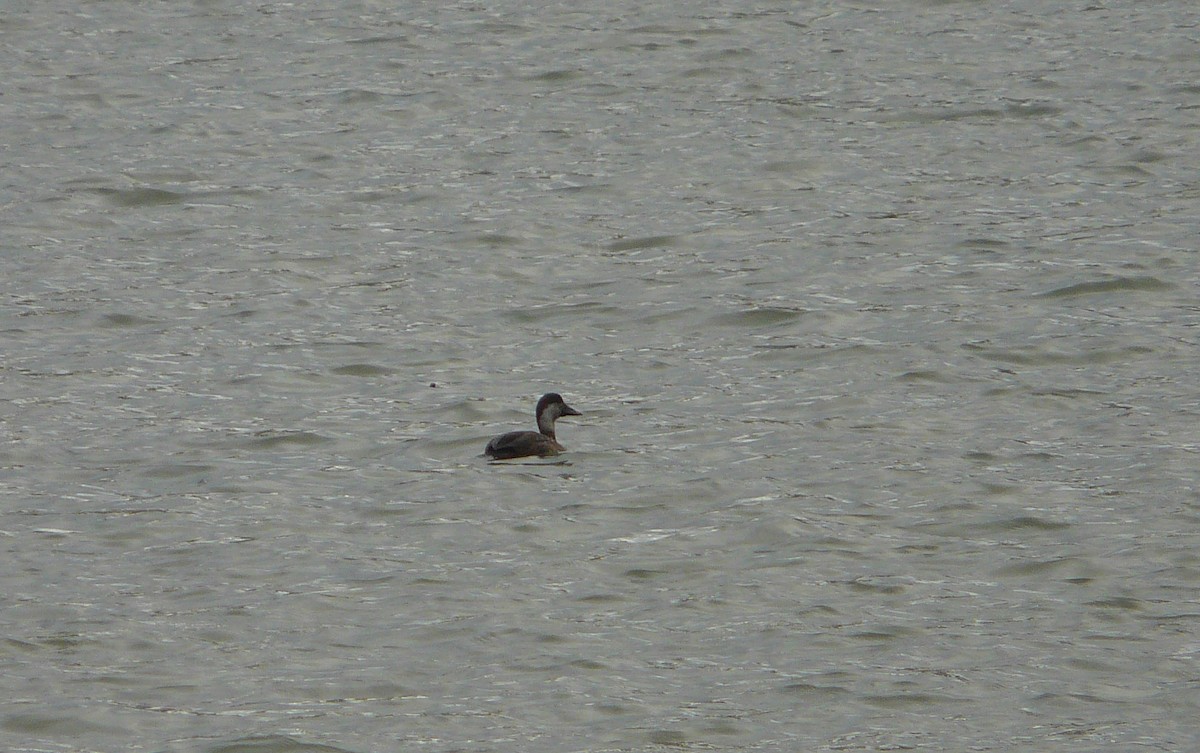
(485, 393), (581, 459)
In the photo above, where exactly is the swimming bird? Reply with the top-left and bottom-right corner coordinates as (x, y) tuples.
(485, 393), (581, 459)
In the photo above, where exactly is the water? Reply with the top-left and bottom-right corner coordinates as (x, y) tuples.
(3, 1), (1199, 751)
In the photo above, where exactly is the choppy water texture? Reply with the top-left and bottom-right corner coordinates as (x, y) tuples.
(3, 1), (1199, 751)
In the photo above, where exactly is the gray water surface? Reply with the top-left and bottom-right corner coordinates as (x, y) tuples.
(3, 2), (1199, 751)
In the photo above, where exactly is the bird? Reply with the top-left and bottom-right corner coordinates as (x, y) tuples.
(484, 393), (581, 459)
